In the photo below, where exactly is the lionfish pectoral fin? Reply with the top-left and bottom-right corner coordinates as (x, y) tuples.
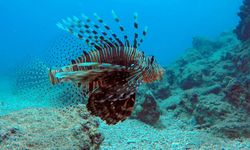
(54, 63), (125, 85)
(75, 62), (125, 70)
(54, 70), (99, 84)
(61, 62), (124, 70)
(87, 88), (136, 125)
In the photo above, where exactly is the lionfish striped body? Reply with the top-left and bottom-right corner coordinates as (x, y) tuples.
(49, 11), (164, 124)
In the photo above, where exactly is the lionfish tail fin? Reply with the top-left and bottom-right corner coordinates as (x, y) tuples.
(13, 58), (85, 107)
(13, 35), (88, 107)
(13, 58), (51, 100)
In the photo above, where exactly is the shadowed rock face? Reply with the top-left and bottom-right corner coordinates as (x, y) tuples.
(0, 105), (104, 150)
(235, 0), (250, 41)
(171, 33), (250, 138)
(180, 73), (203, 90)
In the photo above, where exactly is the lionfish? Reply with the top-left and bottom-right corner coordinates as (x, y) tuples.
(17, 11), (164, 125)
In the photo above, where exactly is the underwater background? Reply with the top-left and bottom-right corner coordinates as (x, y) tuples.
(0, 0), (250, 149)
(0, 0), (242, 70)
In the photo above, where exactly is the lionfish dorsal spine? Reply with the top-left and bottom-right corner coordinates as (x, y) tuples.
(57, 18), (92, 48)
(82, 13), (114, 50)
(133, 12), (139, 49)
(138, 26), (148, 47)
(111, 10), (130, 47)
(56, 11), (152, 72)
(57, 11), (149, 54)
(93, 12), (124, 48)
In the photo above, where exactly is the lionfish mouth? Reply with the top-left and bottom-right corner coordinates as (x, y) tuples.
(48, 11), (163, 125)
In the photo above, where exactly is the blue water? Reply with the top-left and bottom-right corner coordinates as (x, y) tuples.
(0, 0), (242, 72)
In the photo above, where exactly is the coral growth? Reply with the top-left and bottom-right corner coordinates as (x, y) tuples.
(0, 105), (104, 149)
(235, 0), (250, 41)
(169, 33), (249, 138)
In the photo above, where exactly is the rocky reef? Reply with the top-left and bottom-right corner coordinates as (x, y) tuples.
(134, 32), (250, 139)
(235, 0), (250, 41)
(0, 104), (104, 149)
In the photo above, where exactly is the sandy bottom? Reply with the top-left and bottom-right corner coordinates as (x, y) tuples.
(1, 77), (250, 150)
(99, 115), (250, 150)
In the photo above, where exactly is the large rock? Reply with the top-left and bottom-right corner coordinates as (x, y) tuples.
(0, 105), (104, 149)
(158, 33), (250, 139)
(135, 92), (160, 125)
(235, 0), (250, 41)
(224, 78), (250, 113)
(133, 32), (248, 139)
(172, 92), (232, 128)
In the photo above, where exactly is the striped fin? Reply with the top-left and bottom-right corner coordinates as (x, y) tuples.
(132, 13), (148, 48)
(50, 62), (126, 85)
(81, 14), (115, 49)
(57, 13), (123, 50)
(86, 64), (143, 103)
(57, 11), (149, 50)
(57, 16), (104, 49)
(93, 13), (123, 47)
(138, 26), (148, 47)
(86, 69), (137, 124)
(87, 90), (136, 125)
(111, 10), (130, 47)
(133, 13), (139, 49)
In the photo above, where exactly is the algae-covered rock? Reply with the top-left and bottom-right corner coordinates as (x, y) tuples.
(224, 78), (250, 113)
(0, 105), (104, 149)
(180, 73), (203, 90)
(192, 37), (224, 56)
(132, 32), (248, 138)
(153, 86), (171, 99)
(211, 113), (250, 139)
(200, 84), (222, 95)
(235, 0), (250, 41)
(137, 94), (160, 125)
(231, 40), (250, 74)
(133, 92), (160, 125)
(155, 32), (250, 139)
